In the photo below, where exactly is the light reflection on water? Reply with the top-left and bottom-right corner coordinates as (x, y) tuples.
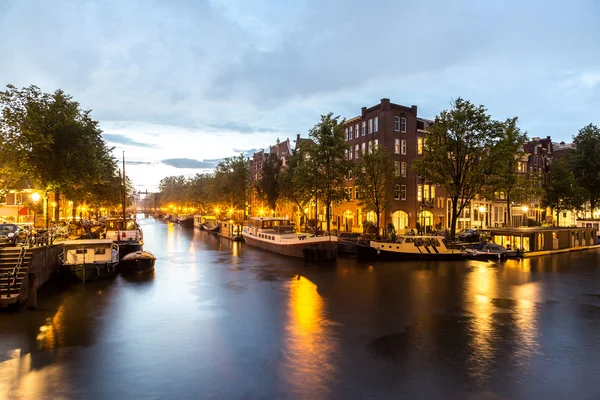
(283, 275), (336, 398)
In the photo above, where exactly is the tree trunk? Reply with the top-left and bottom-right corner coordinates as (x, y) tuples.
(506, 194), (511, 228)
(450, 196), (459, 239)
(326, 199), (331, 234)
(54, 190), (60, 225)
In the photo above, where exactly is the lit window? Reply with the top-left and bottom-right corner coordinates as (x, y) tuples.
(401, 162), (406, 177)
(401, 185), (407, 200)
(431, 185), (435, 199)
(355, 124), (359, 139)
(417, 184), (422, 202)
(417, 137), (423, 155)
(424, 185), (430, 201)
(394, 161), (400, 177)
(361, 121), (366, 136)
(401, 117), (407, 133)
(368, 119), (373, 134)
(374, 117), (379, 132)
(394, 116), (400, 132)
(394, 138), (400, 154)
(401, 139), (406, 155)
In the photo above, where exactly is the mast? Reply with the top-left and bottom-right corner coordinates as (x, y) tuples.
(122, 151), (127, 226)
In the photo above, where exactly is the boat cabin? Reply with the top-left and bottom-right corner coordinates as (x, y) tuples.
(104, 218), (142, 242)
(248, 218), (295, 234)
(62, 239), (118, 265)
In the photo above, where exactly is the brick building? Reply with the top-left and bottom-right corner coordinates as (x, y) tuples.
(335, 98), (447, 234)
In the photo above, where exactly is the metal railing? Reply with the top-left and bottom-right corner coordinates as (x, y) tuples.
(1, 247), (26, 299)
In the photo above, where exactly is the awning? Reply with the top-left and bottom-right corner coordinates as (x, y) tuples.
(18, 207), (29, 216)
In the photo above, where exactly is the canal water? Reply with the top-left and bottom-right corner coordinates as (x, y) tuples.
(2, 218), (600, 399)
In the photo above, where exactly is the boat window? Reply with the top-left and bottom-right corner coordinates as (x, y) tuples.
(415, 238), (423, 246)
(405, 238), (413, 243)
(423, 238), (431, 247)
(95, 248), (106, 255)
(76, 249), (87, 254)
(126, 221), (136, 230)
(432, 239), (440, 247)
(396, 238), (404, 244)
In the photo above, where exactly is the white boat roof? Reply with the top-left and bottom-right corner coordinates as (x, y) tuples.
(62, 239), (115, 246)
(396, 235), (446, 239)
(250, 217), (290, 221)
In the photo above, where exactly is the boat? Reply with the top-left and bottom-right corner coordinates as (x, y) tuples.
(103, 218), (144, 258)
(242, 217), (338, 260)
(357, 235), (467, 261)
(463, 242), (508, 260)
(203, 218), (221, 233)
(120, 250), (156, 274)
(177, 215), (194, 228)
(219, 219), (244, 241)
(60, 239), (119, 282)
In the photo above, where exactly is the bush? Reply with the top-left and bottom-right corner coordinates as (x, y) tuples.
(362, 221), (378, 234)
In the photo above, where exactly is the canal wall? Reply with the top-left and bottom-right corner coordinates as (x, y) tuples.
(29, 245), (62, 290)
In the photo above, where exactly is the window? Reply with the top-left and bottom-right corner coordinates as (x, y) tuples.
(95, 248), (106, 255)
(431, 185), (435, 199)
(394, 116), (400, 132)
(401, 117), (407, 133)
(345, 149), (349, 159)
(361, 142), (366, 154)
(349, 187), (353, 200)
(349, 148), (353, 160)
(417, 137), (423, 155)
(374, 139), (378, 148)
(417, 184), (422, 202)
(401, 139), (407, 155)
(349, 125), (353, 140)
(394, 185), (400, 200)
(355, 144), (360, 158)
(534, 155), (538, 165)
(374, 117), (379, 132)
(355, 186), (360, 200)
(15, 193), (22, 205)
(345, 127), (348, 141)
(361, 121), (366, 136)
(400, 185), (407, 200)
(368, 119), (373, 134)
(401, 162), (407, 177)
(355, 124), (359, 139)
(394, 161), (400, 177)
(424, 185), (429, 201)
(394, 138), (400, 154)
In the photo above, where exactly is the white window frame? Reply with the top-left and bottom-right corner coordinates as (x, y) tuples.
(401, 161), (406, 177)
(374, 117), (379, 132)
(361, 121), (366, 136)
(355, 124), (359, 139)
(361, 142), (366, 154)
(401, 139), (407, 155)
(401, 185), (407, 200)
(401, 117), (407, 133)
(394, 138), (400, 154)
(355, 144), (360, 158)
(394, 116), (400, 132)
(368, 119), (373, 134)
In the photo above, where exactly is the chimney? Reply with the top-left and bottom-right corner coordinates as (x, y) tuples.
(411, 105), (418, 115)
(361, 106), (367, 118)
(380, 98), (390, 110)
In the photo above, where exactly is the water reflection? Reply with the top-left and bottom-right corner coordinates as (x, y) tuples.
(464, 264), (498, 385)
(283, 275), (336, 398)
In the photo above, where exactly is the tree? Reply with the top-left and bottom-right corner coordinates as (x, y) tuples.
(214, 154), (249, 215)
(570, 123), (600, 212)
(305, 113), (351, 233)
(542, 159), (585, 226)
(487, 117), (528, 227)
(353, 145), (393, 235)
(257, 153), (282, 212)
(278, 149), (313, 228)
(412, 98), (501, 238)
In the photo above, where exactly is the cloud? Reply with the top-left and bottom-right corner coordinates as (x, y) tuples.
(207, 122), (277, 134)
(161, 158), (220, 169)
(126, 160), (155, 165)
(103, 133), (157, 148)
(232, 148), (260, 158)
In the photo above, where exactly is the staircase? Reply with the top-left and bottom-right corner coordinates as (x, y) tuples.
(0, 247), (33, 306)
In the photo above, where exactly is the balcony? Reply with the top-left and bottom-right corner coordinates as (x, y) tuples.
(420, 199), (434, 207)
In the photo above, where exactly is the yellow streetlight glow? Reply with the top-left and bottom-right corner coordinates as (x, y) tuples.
(479, 206), (486, 213)
(522, 205), (529, 213)
(215, 208), (220, 214)
(31, 192), (40, 203)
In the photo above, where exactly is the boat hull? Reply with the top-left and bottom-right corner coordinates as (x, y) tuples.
(357, 243), (467, 261)
(69, 262), (118, 282)
(203, 224), (221, 233)
(120, 256), (156, 274)
(242, 233), (337, 260)
(180, 218), (194, 229)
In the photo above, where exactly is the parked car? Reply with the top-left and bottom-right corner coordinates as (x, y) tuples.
(457, 229), (480, 242)
(0, 224), (27, 246)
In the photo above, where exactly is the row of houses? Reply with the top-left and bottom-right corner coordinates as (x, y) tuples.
(249, 97), (584, 234)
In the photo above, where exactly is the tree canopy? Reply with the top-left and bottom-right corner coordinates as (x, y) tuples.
(570, 123), (600, 212)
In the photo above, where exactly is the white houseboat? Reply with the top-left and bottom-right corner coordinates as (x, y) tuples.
(242, 217), (337, 260)
(60, 239), (119, 282)
(357, 235), (466, 261)
(103, 218), (143, 258)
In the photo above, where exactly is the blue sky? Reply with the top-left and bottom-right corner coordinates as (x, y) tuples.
(1, 0), (599, 192)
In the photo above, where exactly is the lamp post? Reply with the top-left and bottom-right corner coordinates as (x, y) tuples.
(479, 205), (486, 229)
(31, 192), (40, 228)
(521, 205), (529, 227)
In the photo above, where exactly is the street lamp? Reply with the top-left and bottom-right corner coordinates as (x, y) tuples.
(521, 205), (529, 227)
(31, 192), (40, 227)
(479, 205), (486, 229)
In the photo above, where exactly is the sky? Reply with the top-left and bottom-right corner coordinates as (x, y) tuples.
(1, 0), (599, 193)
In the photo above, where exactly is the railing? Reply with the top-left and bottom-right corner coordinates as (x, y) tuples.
(1, 247), (26, 299)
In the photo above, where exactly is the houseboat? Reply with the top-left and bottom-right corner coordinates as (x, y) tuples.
(177, 215), (194, 228)
(242, 217), (338, 260)
(60, 239), (119, 282)
(120, 250), (156, 274)
(357, 235), (467, 261)
(103, 218), (143, 258)
(219, 220), (244, 241)
(480, 226), (599, 256)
